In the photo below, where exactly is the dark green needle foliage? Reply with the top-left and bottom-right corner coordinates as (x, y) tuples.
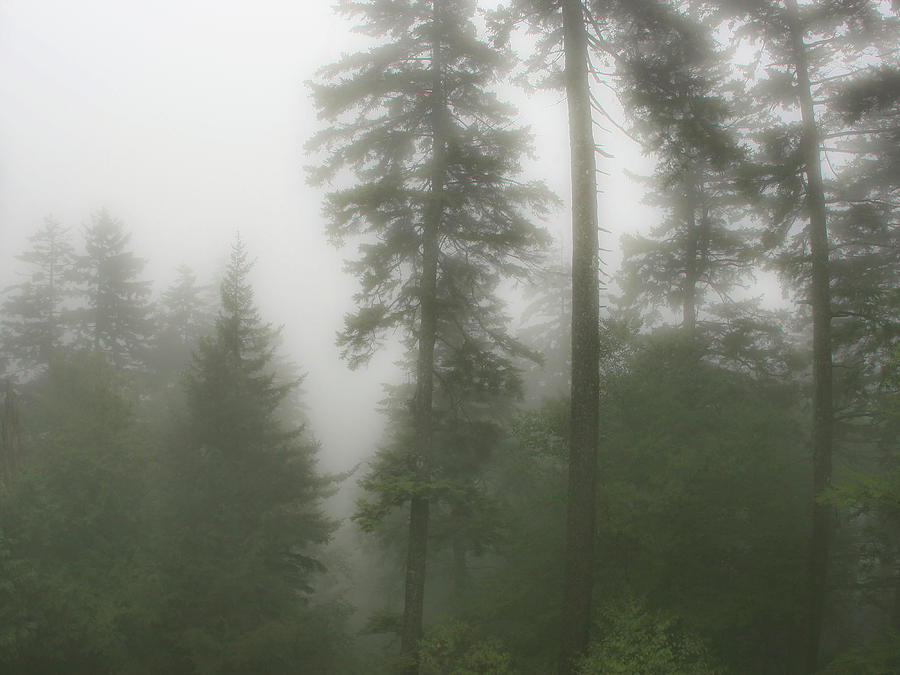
(614, 2), (755, 333)
(0, 355), (152, 674)
(1, 217), (75, 378)
(309, 0), (552, 369)
(151, 264), (215, 377)
(156, 238), (343, 673)
(826, 65), (900, 439)
(454, 329), (810, 673)
(71, 210), (154, 370)
(717, 2), (899, 667)
(309, 1), (552, 668)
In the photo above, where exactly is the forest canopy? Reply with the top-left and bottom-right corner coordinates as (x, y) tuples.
(1, 1), (898, 673)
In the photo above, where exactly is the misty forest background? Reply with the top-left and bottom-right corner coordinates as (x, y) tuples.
(1, 0), (899, 673)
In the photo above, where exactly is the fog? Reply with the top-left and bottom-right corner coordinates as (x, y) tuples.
(5, 2), (890, 673)
(0, 0), (648, 475)
(2, 0), (398, 474)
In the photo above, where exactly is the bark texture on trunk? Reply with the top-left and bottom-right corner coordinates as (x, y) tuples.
(1, 381), (21, 491)
(786, 2), (834, 671)
(682, 177), (700, 335)
(559, 0), (601, 672)
(400, 2), (446, 672)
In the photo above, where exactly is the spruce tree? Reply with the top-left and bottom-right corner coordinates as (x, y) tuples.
(613, 2), (748, 328)
(308, 1), (552, 669)
(150, 264), (214, 377)
(1, 216), (74, 376)
(557, 2), (602, 671)
(160, 237), (339, 672)
(716, 1), (898, 668)
(72, 210), (153, 369)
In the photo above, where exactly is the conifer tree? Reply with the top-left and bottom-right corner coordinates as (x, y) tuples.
(557, 2), (602, 671)
(309, 2), (551, 669)
(160, 237), (339, 672)
(716, 1), (899, 668)
(492, 1), (620, 668)
(1, 216), (74, 376)
(151, 264), (214, 377)
(72, 210), (153, 369)
(614, 2), (749, 328)
(0, 382), (21, 492)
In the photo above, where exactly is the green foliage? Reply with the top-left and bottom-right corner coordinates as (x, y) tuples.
(308, 0), (553, 368)
(71, 210), (153, 369)
(453, 328), (810, 671)
(418, 620), (515, 675)
(825, 634), (900, 674)
(0, 354), (151, 673)
(361, 608), (403, 636)
(437, 401), (569, 673)
(597, 331), (809, 669)
(154, 237), (346, 672)
(150, 264), (214, 375)
(577, 599), (726, 675)
(1, 216), (74, 377)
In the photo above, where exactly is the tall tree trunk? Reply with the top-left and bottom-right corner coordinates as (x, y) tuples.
(452, 535), (468, 597)
(400, 2), (446, 672)
(559, 0), (601, 672)
(682, 176), (701, 334)
(891, 559), (900, 633)
(1, 381), (21, 491)
(786, 2), (834, 671)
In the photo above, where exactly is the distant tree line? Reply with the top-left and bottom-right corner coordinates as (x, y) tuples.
(1, 225), (348, 672)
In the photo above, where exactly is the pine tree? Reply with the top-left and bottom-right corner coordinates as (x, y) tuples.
(150, 264), (214, 377)
(613, 2), (749, 327)
(491, 0), (622, 667)
(309, 2), (552, 669)
(827, 66), (900, 446)
(717, 1), (899, 668)
(72, 210), (153, 369)
(557, 2), (602, 671)
(1, 216), (74, 376)
(160, 237), (340, 672)
(0, 354), (151, 674)
(0, 382), (21, 492)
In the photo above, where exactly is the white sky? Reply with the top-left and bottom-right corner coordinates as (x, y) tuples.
(0, 0), (651, 473)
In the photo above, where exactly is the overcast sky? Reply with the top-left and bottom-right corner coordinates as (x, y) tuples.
(0, 0), (649, 473)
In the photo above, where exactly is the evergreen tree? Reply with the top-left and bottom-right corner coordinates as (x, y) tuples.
(491, 2), (606, 667)
(72, 210), (153, 369)
(827, 65), (900, 452)
(150, 264), (214, 378)
(557, 3), (602, 670)
(607, 1), (800, 381)
(717, 2), (899, 667)
(613, 2), (752, 329)
(1, 216), (74, 377)
(158, 237), (342, 673)
(519, 258), (573, 401)
(1, 381), (21, 493)
(0, 355), (151, 674)
(309, 2), (552, 669)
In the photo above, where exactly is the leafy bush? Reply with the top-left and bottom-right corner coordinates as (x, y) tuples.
(577, 599), (727, 674)
(418, 620), (515, 675)
(825, 635), (900, 674)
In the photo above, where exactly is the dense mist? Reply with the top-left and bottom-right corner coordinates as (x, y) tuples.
(2, 1), (898, 673)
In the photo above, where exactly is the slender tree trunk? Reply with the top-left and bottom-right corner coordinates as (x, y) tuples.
(400, 2), (446, 671)
(786, 2), (834, 671)
(452, 535), (467, 597)
(891, 559), (900, 633)
(559, 1), (601, 672)
(683, 177), (701, 334)
(1, 381), (21, 491)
